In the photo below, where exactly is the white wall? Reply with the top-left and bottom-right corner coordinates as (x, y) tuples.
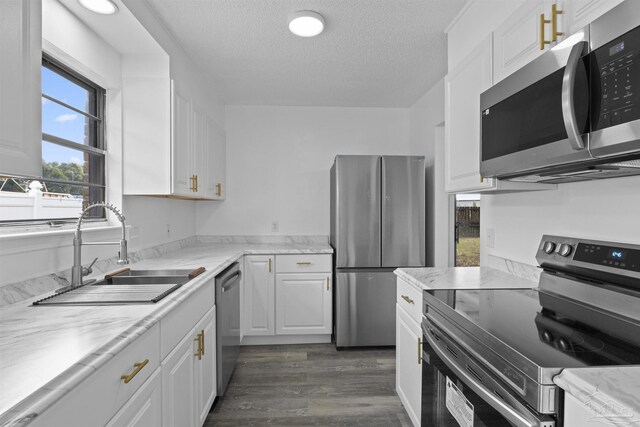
(196, 105), (412, 236)
(481, 177), (640, 267)
(408, 79), (452, 267)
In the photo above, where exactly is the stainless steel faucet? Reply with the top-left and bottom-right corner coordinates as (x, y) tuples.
(71, 202), (129, 288)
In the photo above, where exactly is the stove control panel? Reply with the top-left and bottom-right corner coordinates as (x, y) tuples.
(537, 235), (640, 282)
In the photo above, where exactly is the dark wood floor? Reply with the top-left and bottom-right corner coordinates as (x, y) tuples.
(205, 344), (411, 426)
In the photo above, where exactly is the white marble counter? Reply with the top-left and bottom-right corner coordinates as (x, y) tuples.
(555, 367), (640, 426)
(0, 241), (332, 426)
(395, 266), (539, 291)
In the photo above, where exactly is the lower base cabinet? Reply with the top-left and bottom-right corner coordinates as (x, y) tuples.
(162, 306), (217, 427)
(106, 368), (162, 427)
(275, 273), (332, 335)
(396, 303), (422, 426)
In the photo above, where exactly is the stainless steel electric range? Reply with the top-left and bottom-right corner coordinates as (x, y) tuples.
(421, 235), (640, 427)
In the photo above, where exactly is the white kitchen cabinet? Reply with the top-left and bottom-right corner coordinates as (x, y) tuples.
(275, 273), (332, 335)
(162, 305), (217, 427)
(493, 0), (555, 83)
(0, 0), (42, 177)
(106, 368), (162, 427)
(161, 326), (197, 427)
(172, 83), (194, 197)
(395, 278), (422, 427)
(194, 307), (217, 426)
(564, 0), (624, 35)
(445, 35), (495, 193)
(30, 323), (161, 427)
(123, 77), (225, 200)
(203, 118), (227, 200)
(243, 255), (276, 336)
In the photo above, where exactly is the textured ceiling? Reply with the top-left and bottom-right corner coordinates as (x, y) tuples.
(146, 0), (466, 107)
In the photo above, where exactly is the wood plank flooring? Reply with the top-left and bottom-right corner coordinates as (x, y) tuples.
(205, 344), (412, 426)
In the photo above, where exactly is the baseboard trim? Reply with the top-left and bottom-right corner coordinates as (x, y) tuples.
(241, 334), (332, 346)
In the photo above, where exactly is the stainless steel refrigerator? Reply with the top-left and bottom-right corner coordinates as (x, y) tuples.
(330, 155), (425, 347)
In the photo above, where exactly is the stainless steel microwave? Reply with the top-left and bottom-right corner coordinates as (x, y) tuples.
(480, 0), (640, 183)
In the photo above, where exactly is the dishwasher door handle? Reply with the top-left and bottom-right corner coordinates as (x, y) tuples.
(221, 271), (241, 292)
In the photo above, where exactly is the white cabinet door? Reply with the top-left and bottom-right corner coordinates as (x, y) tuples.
(396, 304), (422, 427)
(564, 0), (624, 34)
(194, 306), (217, 426)
(204, 118), (226, 200)
(445, 35), (495, 193)
(162, 329), (197, 427)
(243, 255), (275, 336)
(171, 82), (194, 197)
(106, 368), (162, 427)
(275, 273), (332, 335)
(0, 0), (41, 177)
(493, 0), (552, 83)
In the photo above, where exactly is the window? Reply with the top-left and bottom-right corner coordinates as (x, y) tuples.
(0, 55), (106, 223)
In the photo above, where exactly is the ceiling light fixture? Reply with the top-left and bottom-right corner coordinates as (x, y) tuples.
(78, 0), (119, 15)
(288, 11), (325, 37)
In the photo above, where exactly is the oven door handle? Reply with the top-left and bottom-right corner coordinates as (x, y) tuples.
(423, 328), (547, 427)
(561, 40), (588, 151)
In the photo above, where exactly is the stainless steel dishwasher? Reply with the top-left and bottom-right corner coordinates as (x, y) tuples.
(215, 262), (241, 396)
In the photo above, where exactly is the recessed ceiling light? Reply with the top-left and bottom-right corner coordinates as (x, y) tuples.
(78, 0), (119, 15)
(289, 11), (325, 37)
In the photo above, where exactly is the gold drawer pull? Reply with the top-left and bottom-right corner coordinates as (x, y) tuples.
(200, 330), (205, 356)
(326, 277), (330, 291)
(215, 183), (222, 197)
(401, 295), (414, 305)
(418, 338), (422, 364)
(194, 332), (203, 360)
(540, 14), (551, 50)
(296, 261), (312, 265)
(268, 258), (272, 273)
(121, 359), (149, 384)
(552, 3), (563, 42)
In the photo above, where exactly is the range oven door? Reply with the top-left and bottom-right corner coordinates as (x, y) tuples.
(480, 30), (591, 179)
(421, 321), (556, 427)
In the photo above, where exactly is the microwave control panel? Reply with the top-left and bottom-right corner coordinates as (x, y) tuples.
(592, 26), (640, 131)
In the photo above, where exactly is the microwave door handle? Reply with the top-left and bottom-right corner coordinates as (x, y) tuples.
(423, 329), (541, 427)
(561, 41), (588, 151)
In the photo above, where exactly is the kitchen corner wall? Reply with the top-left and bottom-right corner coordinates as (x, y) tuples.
(481, 176), (640, 267)
(195, 105), (412, 236)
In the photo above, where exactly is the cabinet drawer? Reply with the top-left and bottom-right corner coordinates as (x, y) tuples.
(31, 323), (161, 427)
(161, 278), (214, 359)
(396, 277), (422, 323)
(276, 254), (332, 273)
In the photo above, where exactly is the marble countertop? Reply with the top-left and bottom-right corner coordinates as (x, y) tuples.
(555, 367), (640, 426)
(0, 241), (332, 426)
(395, 266), (539, 290)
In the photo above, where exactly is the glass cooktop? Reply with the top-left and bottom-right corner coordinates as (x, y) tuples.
(425, 283), (640, 370)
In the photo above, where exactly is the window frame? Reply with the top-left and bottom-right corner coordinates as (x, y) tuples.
(0, 55), (108, 226)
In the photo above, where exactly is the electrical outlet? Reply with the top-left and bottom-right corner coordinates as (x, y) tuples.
(166, 223), (171, 239)
(486, 228), (495, 248)
(271, 221), (279, 232)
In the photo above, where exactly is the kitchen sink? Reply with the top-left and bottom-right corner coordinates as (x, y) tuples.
(32, 267), (205, 306)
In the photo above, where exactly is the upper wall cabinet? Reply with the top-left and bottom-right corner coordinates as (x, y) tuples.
(445, 36), (496, 193)
(564, 0), (624, 35)
(0, 0), (42, 177)
(123, 76), (226, 200)
(494, 0), (555, 84)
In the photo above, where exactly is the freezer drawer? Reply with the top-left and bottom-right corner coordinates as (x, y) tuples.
(381, 156), (425, 267)
(335, 270), (397, 347)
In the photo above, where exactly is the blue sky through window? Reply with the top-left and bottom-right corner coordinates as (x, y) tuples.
(41, 66), (95, 163)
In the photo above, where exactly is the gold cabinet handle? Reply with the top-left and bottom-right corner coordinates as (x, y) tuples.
(121, 359), (149, 384)
(540, 14), (551, 50)
(194, 332), (203, 360)
(216, 183), (222, 197)
(296, 261), (312, 265)
(195, 175), (198, 192)
(268, 258), (272, 273)
(190, 175), (195, 192)
(418, 338), (422, 365)
(551, 3), (563, 42)
(401, 295), (414, 305)
(200, 330), (205, 356)
(326, 277), (330, 291)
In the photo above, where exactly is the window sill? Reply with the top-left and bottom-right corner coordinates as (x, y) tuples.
(0, 222), (132, 256)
